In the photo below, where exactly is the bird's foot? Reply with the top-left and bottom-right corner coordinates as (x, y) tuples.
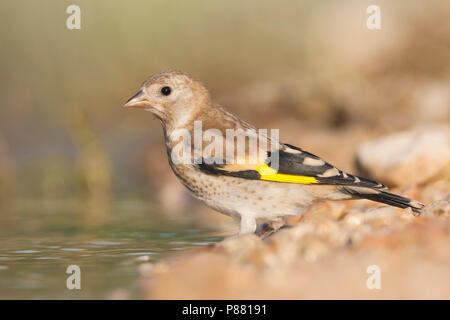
(255, 222), (289, 240)
(255, 223), (275, 238)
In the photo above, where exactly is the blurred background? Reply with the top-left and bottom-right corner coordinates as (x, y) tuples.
(0, 0), (448, 299)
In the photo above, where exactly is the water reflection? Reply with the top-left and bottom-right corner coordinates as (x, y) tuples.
(0, 201), (222, 299)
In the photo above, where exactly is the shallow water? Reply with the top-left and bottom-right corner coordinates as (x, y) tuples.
(0, 200), (222, 299)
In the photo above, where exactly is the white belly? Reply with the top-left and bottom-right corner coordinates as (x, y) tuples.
(188, 172), (316, 222)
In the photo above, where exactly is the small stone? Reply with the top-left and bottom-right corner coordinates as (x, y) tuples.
(355, 127), (450, 187)
(399, 207), (416, 221)
(422, 200), (450, 217)
(342, 210), (365, 228)
(217, 233), (262, 263)
(363, 206), (403, 228)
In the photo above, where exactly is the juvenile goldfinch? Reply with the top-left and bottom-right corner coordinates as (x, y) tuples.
(124, 70), (424, 236)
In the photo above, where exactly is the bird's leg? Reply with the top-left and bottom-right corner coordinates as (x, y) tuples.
(217, 215), (257, 244)
(239, 214), (257, 235)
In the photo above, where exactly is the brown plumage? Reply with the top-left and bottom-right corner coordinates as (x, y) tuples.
(124, 70), (424, 237)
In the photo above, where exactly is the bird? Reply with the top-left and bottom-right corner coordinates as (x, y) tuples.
(124, 70), (424, 237)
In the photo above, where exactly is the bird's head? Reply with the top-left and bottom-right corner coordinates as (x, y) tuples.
(124, 70), (211, 127)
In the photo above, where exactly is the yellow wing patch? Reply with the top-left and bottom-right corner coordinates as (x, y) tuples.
(256, 164), (318, 184)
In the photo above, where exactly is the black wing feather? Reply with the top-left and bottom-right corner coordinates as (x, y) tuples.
(196, 143), (386, 189)
(274, 144), (386, 189)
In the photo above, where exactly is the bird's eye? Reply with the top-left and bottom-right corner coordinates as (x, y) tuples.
(161, 86), (171, 96)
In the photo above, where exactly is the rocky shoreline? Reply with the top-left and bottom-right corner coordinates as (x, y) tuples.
(140, 182), (449, 299)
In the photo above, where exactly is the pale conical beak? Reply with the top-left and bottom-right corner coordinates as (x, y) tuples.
(123, 89), (152, 108)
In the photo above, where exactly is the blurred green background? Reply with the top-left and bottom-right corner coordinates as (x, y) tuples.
(0, 0), (448, 298)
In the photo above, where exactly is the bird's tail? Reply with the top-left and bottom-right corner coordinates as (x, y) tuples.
(342, 186), (424, 214)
